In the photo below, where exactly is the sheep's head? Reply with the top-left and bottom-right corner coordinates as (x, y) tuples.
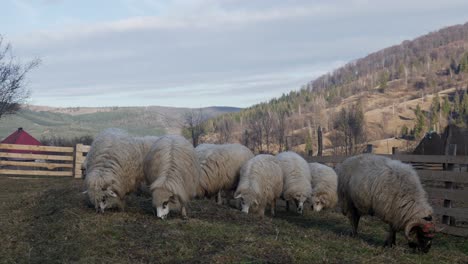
(84, 172), (122, 213)
(310, 194), (325, 212)
(234, 192), (258, 214)
(405, 215), (436, 253)
(293, 193), (308, 215)
(152, 188), (176, 220)
(85, 185), (120, 213)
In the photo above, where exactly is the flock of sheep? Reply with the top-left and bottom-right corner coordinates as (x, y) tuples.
(83, 128), (437, 253)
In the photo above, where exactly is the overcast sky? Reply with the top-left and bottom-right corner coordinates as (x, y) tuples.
(3, 0), (468, 108)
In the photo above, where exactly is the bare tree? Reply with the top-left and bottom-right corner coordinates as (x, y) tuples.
(215, 116), (234, 143)
(0, 35), (40, 119)
(275, 109), (289, 152)
(260, 110), (275, 153)
(246, 116), (263, 153)
(183, 108), (205, 147)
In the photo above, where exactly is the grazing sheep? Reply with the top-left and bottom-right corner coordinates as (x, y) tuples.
(195, 143), (254, 204)
(234, 154), (283, 217)
(144, 135), (200, 219)
(276, 151), (312, 214)
(84, 129), (158, 213)
(336, 154), (436, 253)
(308, 163), (338, 212)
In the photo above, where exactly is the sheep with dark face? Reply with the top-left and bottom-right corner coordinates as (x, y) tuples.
(308, 162), (338, 212)
(276, 151), (312, 215)
(336, 154), (436, 253)
(234, 154), (283, 217)
(84, 129), (159, 213)
(195, 143), (254, 204)
(144, 135), (200, 219)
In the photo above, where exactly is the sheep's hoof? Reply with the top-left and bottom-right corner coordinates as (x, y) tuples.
(383, 241), (396, 248)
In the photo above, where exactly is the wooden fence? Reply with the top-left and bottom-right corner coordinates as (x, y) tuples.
(0, 143), (90, 179)
(307, 154), (468, 237)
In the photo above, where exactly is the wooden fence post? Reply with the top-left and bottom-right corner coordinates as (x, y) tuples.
(443, 144), (457, 226)
(317, 126), (323, 156)
(74, 143), (84, 179)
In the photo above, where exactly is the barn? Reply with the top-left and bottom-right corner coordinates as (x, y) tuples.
(1, 127), (43, 154)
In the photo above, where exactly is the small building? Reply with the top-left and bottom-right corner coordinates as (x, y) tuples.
(1, 127), (43, 154)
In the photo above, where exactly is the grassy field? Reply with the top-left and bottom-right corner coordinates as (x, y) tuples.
(1, 177), (467, 264)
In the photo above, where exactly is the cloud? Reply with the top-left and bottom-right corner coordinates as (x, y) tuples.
(8, 0), (468, 108)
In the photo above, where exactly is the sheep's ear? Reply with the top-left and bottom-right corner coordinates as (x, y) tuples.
(106, 189), (117, 197)
(234, 193), (242, 199)
(169, 195), (176, 203)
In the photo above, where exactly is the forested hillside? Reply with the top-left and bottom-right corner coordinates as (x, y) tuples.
(200, 22), (468, 155)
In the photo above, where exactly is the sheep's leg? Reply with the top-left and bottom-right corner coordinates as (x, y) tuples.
(271, 199), (276, 217)
(181, 205), (188, 220)
(349, 209), (360, 237)
(384, 225), (397, 247)
(217, 191), (223, 205)
(286, 201), (290, 212)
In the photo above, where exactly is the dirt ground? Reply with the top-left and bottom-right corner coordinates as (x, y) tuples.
(1, 177), (467, 264)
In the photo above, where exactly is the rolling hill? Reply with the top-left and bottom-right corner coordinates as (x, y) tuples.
(0, 105), (241, 141)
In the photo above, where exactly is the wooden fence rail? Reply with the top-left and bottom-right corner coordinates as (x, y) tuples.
(307, 153), (468, 237)
(0, 143), (90, 178)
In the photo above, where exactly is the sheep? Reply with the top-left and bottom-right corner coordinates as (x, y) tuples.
(276, 151), (312, 214)
(195, 143), (254, 204)
(234, 154), (283, 217)
(308, 162), (338, 212)
(144, 135), (200, 219)
(84, 129), (158, 213)
(335, 154), (436, 253)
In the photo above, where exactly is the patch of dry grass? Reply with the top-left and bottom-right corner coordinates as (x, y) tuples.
(1, 177), (467, 263)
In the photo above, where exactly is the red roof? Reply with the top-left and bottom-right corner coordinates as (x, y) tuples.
(1, 128), (43, 154)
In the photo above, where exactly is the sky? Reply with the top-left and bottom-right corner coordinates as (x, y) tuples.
(3, 0), (468, 108)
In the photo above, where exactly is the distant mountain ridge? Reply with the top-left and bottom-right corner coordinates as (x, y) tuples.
(0, 104), (241, 140)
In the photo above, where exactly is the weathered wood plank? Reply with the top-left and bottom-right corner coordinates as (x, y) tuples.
(434, 206), (468, 219)
(426, 187), (468, 202)
(418, 170), (468, 184)
(0, 143), (74, 153)
(438, 224), (468, 237)
(76, 144), (91, 153)
(0, 152), (73, 161)
(0, 169), (73, 177)
(0, 160), (73, 169)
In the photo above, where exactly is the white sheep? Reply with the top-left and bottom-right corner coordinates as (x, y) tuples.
(336, 154), (436, 253)
(195, 143), (254, 204)
(144, 135), (200, 219)
(84, 129), (159, 213)
(234, 154), (283, 217)
(276, 151), (312, 214)
(308, 162), (338, 212)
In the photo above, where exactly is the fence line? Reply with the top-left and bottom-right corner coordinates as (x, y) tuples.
(307, 153), (468, 237)
(0, 143), (90, 178)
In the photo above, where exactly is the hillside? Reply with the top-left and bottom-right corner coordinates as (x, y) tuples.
(0, 105), (241, 141)
(203, 22), (468, 154)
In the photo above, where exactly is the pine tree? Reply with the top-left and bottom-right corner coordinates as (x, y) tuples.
(442, 96), (451, 117)
(414, 104), (425, 138)
(430, 94), (440, 130)
(305, 133), (313, 156)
